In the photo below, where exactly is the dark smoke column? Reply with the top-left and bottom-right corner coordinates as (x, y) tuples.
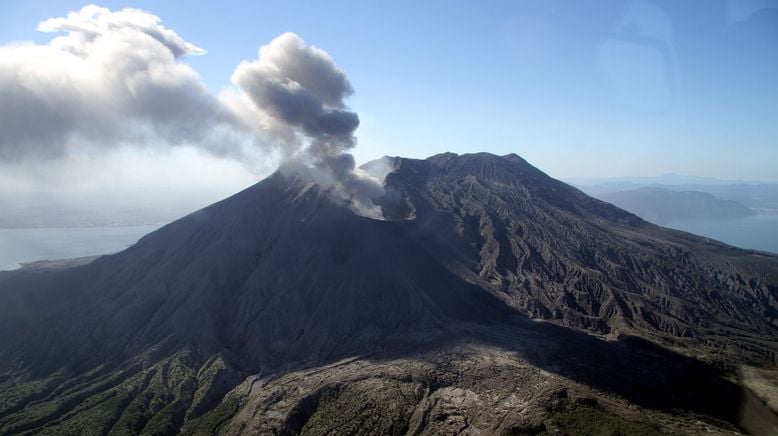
(232, 32), (384, 218)
(232, 33), (360, 159)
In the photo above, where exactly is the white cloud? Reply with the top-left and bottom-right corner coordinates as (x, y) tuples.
(0, 5), (365, 165)
(0, 5), (264, 161)
(0, 5), (385, 218)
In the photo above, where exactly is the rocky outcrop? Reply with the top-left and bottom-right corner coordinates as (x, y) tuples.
(1, 152), (777, 434)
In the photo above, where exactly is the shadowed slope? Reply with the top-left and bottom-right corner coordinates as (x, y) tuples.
(1, 152), (778, 435)
(379, 153), (778, 362)
(0, 169), (510, 377)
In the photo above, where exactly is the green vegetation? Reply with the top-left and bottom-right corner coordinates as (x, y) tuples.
(0, 351), (238, 436)
(0, 375), (64, 416)
(541, 403), (662, 436)
(181, 396), (240, 436)
(299, 381), (421, 436)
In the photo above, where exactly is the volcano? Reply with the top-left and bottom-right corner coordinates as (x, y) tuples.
(1, 152), (777, 435)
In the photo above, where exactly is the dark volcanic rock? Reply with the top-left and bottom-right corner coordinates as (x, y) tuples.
(379, 153), (778, 359)
(1, 152), (777, 435)
(0, 169), (509, 375)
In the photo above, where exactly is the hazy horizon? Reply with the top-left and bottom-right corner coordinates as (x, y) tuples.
(1, 4), (778, 432)
(1, 1), (776, 260)
(1, 0), (776, 208)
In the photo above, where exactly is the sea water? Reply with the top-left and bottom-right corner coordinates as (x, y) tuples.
(0, 224), (162, 271)
(666, 213), (778, 254)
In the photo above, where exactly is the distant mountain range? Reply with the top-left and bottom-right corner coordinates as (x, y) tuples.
(595, 187), (754, 224)
(1, 153), (777, 435)
(568, 173), (778, 187)
(572, 176), (778, 210)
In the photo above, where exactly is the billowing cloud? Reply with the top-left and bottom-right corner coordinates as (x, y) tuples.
(232, 32), (360, 160)
(37, 5), (205, 57)
(0, 5), (385, 218)
(0, 5), (260, 161)
(232, 32), (384, 218)
(298, 153), (386, 219)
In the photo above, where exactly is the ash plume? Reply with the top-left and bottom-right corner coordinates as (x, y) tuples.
(0, 5), (257, 161)
(233, 33), (384, 218)
(0, 6), (385, 218)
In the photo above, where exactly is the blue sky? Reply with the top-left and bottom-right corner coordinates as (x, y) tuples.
(1, 0), (777, 180)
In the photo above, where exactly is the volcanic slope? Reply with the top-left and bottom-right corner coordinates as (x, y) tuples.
(1, 152), (777, 435)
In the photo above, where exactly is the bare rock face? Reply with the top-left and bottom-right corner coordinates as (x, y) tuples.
(1, 152), (777, 435)
(196, 341), (753, 436)
(379, 153), (778, 362)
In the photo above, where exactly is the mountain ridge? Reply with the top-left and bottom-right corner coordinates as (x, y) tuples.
(1, 152), (778, 435)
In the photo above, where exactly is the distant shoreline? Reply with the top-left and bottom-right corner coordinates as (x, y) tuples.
(0, 224), (162, 272)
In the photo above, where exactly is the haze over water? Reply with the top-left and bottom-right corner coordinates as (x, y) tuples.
(666, 214), (778, 254)
(0, 224), (161, 271)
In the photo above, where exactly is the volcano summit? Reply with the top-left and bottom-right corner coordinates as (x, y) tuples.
(1, 152), (777, 435)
